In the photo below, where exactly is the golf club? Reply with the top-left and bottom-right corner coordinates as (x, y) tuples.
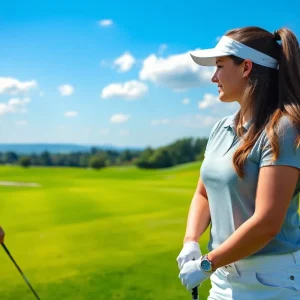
(2, 243), (41, 300)
(192, 285), (198, 300)
(191, 258), (198, 300)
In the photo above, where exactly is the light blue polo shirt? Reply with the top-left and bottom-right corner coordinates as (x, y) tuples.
(200, 110), (300, 257)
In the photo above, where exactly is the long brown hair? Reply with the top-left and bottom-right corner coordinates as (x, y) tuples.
(224, 26), (300, 178)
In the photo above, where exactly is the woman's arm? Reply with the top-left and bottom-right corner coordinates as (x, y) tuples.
(183, 178), (211, 244)
(207, 165), (299, 270)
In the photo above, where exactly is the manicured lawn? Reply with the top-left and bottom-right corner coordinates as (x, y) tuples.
(0, 163), (211, 299)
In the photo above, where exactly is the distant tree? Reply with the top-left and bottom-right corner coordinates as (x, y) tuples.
(194, 138), (208, 156)
(40, 151), (52, 166)
(4, 151), (18, 164)
(135, 147), (154, 168)
(29, 154), (39, 165)
(91, 147), (99, 155)
(194, 138), (208, 161)
(120, 149), (133, 163)
(79, 153), (89, 167)
(19, 156), (31, 168)
(67, 152), (81, 167)
(114, 157), (122, 165)
(51, 154), (65, 166)
(88, 154), (106, 170)
(148, 148), (173, 168)
(167, 138), (195, 165)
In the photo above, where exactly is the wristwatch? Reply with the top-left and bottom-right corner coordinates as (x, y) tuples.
(199, 255), (213, 273)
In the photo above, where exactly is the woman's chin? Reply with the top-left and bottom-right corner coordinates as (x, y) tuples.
(219, 93), (226, 101)
(219, 93), (234, 103)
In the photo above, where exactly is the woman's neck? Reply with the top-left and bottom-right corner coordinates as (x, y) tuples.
(239, 106), (252, 124)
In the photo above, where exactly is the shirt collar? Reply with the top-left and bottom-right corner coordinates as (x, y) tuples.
(223, 110), (252, 131)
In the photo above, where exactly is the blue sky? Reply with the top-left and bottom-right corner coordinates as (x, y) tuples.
(0, 0), (299, 148)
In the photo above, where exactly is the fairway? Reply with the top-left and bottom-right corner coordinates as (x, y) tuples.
(0, 163), (212, 300)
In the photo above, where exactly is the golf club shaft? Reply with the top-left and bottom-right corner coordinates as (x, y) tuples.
(2, 243), (41, 300)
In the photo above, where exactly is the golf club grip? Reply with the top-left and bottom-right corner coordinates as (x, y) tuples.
(192, 286), (198, 300)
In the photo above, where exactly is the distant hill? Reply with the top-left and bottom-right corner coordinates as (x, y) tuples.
(0, 144), (144, 154)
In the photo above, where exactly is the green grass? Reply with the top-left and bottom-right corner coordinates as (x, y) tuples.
(0, 163), (212, 299)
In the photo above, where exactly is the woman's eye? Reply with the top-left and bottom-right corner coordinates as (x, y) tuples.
(216, 65), (222, 69)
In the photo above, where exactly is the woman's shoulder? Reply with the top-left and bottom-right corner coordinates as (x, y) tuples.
(265, 114), (298, 138)
(277, 115), (298, 133)
(257, 114), (299, 149)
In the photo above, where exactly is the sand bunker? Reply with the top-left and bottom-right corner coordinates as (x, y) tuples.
(0, 181), (41, 187)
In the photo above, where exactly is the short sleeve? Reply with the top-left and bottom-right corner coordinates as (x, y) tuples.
(259, 117), (300, 169)
(204, 119), (222, 157)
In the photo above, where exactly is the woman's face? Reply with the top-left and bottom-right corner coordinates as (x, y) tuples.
(211, 56), (248, 104)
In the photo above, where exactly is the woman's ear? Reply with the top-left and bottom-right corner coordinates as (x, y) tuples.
(242, 59), (253, 78)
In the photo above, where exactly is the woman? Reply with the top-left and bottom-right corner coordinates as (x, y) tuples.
(177, 26), (300, 299)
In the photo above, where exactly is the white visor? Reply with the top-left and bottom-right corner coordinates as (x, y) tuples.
(190, 36), (278, 69)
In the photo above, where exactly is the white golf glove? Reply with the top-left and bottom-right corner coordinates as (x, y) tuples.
(176, 241), (202, 270)
(179, 258), (210, 292)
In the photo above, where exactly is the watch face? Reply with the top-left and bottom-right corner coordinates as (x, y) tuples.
(201, 259), (211, 272)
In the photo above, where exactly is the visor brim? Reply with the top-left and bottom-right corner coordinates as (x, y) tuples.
(190, 49), (229, 66)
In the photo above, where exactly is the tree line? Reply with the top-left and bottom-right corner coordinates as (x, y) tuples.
(0, 137), (208, 170)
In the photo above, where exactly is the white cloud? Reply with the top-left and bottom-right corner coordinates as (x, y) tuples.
(101, 80), (148, 100)
(158, 44), (167, 56)
(16, 120), (28, 125)
(110, 114), (130, 124)
(0, 97), (30, 115)
(174, 114), (219, 128)
(99, 129), (109, 135)
(120, 129), (129, 136)
(59, 84), (74, 96)
(183, 97), (190, 104)
(99, 19), (113, 27)
(64, 111), (78, 117)
(198, 93), (220, 109)
(0, 78), (37, 95)
(139, 50), (215, 91)
(151, 119), (170, 126)
(114, 52), (136, 72)
(216, 36), (222, 42)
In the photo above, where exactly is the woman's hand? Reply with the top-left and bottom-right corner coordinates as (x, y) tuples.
(0, 227), (5, 244)
(176, 241), (202, 270)
(178, 258), (210, 292)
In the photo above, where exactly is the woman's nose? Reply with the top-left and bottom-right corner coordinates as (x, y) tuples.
(211, 72), (218, 83)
